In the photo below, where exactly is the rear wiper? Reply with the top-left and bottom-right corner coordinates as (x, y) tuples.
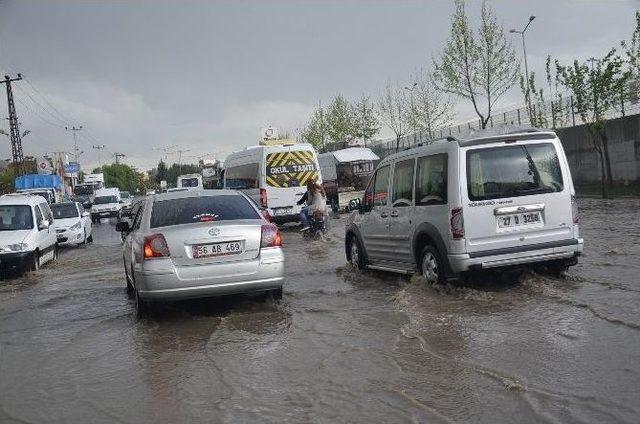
(514, 187), (554, 195)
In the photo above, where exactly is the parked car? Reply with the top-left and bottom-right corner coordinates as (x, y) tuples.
(345, 128), (584, 282)
(0, 194), (57, 274)
(91, 187), (122, 223)
(51, 202), (93, 246)
(116, 190), (284, 315)
(120, 191), (133, 212)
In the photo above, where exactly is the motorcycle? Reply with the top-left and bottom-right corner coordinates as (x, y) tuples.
(303, 211), (328, 239)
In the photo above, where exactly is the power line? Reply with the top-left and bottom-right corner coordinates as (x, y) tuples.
(22, 76), (73, 124)
(14, 84), (68, 126)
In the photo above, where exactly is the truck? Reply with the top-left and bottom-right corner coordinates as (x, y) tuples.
(73, 173), (105, 208)
(14, 174), (64, 204)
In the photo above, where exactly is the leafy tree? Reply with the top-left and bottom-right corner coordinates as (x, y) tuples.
(555, 49), (630, 198)
(300, 106), (329, 150)
(406, 70), (452, 139)
(326, 94), (356, 148)
(155, 160), (168, 184)
(0, 168), (15, 194)
(351, 95), (380, 145)
(433, 0), (519, 129)
(101, 163), (145, 193)
(622, 11), (640, 80)
(378, 82), (410, 152)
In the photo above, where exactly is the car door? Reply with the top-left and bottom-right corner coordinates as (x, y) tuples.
(124, 201), (145, 276)
(38, 202), (57, 251)
(360, 164), (391, 263)
(388, 158), (416, 266)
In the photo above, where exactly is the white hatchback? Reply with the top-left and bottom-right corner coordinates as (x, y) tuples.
(51, 202), (93, 246)
(0, 194), (58, 273)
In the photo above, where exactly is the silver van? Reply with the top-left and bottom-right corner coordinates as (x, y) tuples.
(345, 128), (584, 282)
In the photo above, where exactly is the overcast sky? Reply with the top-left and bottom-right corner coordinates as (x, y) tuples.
(0, 0), (637, 171)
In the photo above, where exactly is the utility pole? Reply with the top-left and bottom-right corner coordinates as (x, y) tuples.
(65, 125), (83, 164)
(510, 16), (536, 121)
(113, 152), (126, 165)
(92, 144), (106, 169)
(175, 149), (190, 174)
(1, 74), (25, 175)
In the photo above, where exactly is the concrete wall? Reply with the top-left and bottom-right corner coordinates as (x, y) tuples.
(556, 114), (640, 185)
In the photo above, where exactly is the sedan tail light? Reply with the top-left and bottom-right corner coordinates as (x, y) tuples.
(260, 224), (282, 248)
(143, 233), (171, 259)
(571, 195), (579, 224)
(450, 207), (465, 240)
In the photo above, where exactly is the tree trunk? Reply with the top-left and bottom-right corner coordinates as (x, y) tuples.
(395, 134), (401, 153)
(599, 128), (614, 199)
(596, 148), (608, 199)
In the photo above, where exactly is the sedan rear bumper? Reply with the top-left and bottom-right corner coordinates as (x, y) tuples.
(138, 276), (284, 301)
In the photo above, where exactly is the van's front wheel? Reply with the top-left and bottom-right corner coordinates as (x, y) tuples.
(347, 236), (365, 270)
(420, 245), (445, 284)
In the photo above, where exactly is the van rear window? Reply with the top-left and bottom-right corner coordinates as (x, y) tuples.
(150, 195), (260, 228)
(467, 143), (564, 201)
(265, 150), (319, 188)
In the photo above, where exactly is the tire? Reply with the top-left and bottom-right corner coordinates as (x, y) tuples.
(135, 289), (147, 318)
(52, 245), (58, 262)
(87, 233), (93, 243)
(419, 245), (445, 284)
(347, 235), (366, 270)
(82, 230), (87, 245)
(125, 261), (134, 294)
(31, 251), (40, 271)
(269, 287), (283, 301)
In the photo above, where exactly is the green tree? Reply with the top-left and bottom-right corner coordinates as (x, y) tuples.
(378, 82), (410, 152)
(0, 168), (15, 194)
(351, 95), (380, 146)
(433, 0), (519, 129)
(300, 106), (329, 150)
(101, 163), (145, 193)
(155, 160), (168, 184)
(326, 94), (356, 148)
(406, 70), (452, 139)
(555, 49), (630, 198)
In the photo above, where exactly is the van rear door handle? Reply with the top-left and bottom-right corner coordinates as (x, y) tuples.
(390, 211), (399, 217)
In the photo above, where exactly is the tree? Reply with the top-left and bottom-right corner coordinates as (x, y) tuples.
(299, 106), (329, 150)
(623, 11), (640, 79)
(101, 163), (145, 193)
(351, 95), (380, 145)
(326, 94), (356, 148)
(406, 70), (452, 139)
(155, 160), (168, 184)
(378, 82), (410, 152)
(433, 0), (519, 129)
(555, 49), (630, 199)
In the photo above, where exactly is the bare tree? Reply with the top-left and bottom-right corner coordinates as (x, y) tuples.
(406, 70), (452, 139)
(433, 0), (519, 129)
(378, 82), (410, 152)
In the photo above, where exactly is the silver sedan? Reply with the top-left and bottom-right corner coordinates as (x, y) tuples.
(117, 190), (284, 315)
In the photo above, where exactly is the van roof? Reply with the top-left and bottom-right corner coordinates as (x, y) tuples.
(0, 193), (46, 206)
(381, 127), (557, 165)
(178, 173), (201, 179)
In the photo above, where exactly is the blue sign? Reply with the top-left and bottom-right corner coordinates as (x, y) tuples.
(64, 163), (81, 175)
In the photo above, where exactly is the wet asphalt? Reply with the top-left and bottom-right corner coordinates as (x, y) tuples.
(0, 198), (639, 423)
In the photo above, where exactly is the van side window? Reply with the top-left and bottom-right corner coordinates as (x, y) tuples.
(391, 159), (415, 207)
(362, 175), (375, 210)
(39, 202), (54, 223)
(225, 163), (259, 189)
(132, 204), (145, 230)
(373, 165), (390, 207)
(416, 154), (447, 206)
(34, 206), (44, 227)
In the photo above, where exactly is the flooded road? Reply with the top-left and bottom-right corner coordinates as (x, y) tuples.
(1, 198), (639, 423)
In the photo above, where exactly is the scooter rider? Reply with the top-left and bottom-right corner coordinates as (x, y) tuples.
(297, 181), (316, 231)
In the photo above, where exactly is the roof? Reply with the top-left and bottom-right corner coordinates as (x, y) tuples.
(15, 174), (63, 191)
(330, 147), (379, 163)
(178, 173), (201, 179)
(0, 193), (47, 206)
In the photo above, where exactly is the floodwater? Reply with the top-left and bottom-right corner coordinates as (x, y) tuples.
(0, 199), (638, 423)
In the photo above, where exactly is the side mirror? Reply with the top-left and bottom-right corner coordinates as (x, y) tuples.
(115, 221), (130, 233)
(38, 220), (50, 231)
(348, 198), (361, 212)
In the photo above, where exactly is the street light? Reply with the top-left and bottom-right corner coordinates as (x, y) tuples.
(510, 15), (536, 114)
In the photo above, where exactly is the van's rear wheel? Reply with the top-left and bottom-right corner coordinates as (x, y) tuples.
(31, 251), (40, 271)
(420, 245), (445, 284)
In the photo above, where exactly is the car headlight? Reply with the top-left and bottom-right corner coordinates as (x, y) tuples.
(1, 243), (29, 252)
(70, 221), (82, 231)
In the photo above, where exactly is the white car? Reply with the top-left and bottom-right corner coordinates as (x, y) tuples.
(51, 202), (93, 246)
(91, 188), (122, 223)
(0, 194), (58, 273)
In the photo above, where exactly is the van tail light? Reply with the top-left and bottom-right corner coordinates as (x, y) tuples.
(571, 195), (579, 224)
(143, 234), (171, 259)
(260, 224), (282, 248)
(260, 188), (268, 208)
(450, 207), (465, 240)
(262, 209), (273, 223)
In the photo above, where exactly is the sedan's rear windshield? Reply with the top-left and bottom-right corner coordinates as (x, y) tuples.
(467, 143), (564, 201)
(150, 195), (260, 228)
(180, 178), (199, 187)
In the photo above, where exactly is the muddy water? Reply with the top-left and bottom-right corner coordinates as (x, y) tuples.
(0, 199), (639, 423)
